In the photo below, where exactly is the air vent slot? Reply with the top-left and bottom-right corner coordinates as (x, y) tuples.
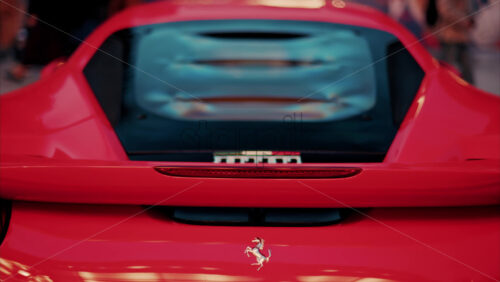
(151, 207), (347, 226)
(199, 31), (308, 40)
(0, 199), (12, 246)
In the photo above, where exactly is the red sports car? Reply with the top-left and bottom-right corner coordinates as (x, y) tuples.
(1, 1), (500, 281)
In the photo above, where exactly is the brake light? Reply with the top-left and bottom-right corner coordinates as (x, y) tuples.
(155, 166), (361, 179)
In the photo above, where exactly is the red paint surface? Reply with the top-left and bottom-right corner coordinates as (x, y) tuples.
(0, 159), (499, 207)
(1, 1), (499, 281)
(1, 202), (499, 281)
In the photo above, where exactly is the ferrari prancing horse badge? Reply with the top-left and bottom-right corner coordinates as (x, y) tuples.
(244, 237), (271, 271)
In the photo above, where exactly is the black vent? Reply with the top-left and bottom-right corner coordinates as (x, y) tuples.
(199, 31), (308, 40)
(0, 199), (11, 246)
(150, 207), (348, 226)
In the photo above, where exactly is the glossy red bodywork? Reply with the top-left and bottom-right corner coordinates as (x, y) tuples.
(1, 1), (500, 281)
(1, 159), (499, 207)
(1, 202), (499, 282)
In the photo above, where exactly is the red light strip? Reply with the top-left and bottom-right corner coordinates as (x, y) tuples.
(155, 166), (361, 179)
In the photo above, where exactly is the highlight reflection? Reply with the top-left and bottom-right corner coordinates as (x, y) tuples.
(0, 258), (54, 282)
(78, 271), (261, 281)
(0, 257), (401, 282)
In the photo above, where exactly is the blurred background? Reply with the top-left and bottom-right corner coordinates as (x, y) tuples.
(0, 0), (499, 95)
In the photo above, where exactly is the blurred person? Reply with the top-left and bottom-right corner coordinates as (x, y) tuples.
(67, 1), (109, 52)
(0, 0), (25, 58)
(470, 0), (500, 48)
(7, 0), (72, 81)
(389, 0), (425, 38)
(6, 0), (107, 81)
(421, 0), (442, 50)
(435, 0), (475, 83)
(425, 0), (439, 28)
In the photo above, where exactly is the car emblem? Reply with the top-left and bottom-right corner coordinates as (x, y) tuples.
(244, 237), (271, 271)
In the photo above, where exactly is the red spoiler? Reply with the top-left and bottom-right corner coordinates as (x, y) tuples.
(1, 157), (499, 207)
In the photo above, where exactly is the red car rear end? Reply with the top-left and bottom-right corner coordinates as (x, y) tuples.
(1, 1), (499, 281)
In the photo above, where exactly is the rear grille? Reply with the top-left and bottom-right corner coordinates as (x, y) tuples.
(149, 207), (348, 226)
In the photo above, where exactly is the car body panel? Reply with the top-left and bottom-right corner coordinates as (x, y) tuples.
(1, 202), (500, 282)
(1, 2), (499, 165)
(0, 158), (499, 207)
(1, 1), (499, 282)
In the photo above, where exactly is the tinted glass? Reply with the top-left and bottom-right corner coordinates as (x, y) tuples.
(84, 20), (424, 162)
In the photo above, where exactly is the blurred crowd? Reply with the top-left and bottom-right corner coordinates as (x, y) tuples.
(0, 0), (147, 81)
(1, 0), (499, 84)
(355, 0), (500, 84)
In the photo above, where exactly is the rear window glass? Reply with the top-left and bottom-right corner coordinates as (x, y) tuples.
(135, 20), (376, 121)
(83, 20), (424, 163)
